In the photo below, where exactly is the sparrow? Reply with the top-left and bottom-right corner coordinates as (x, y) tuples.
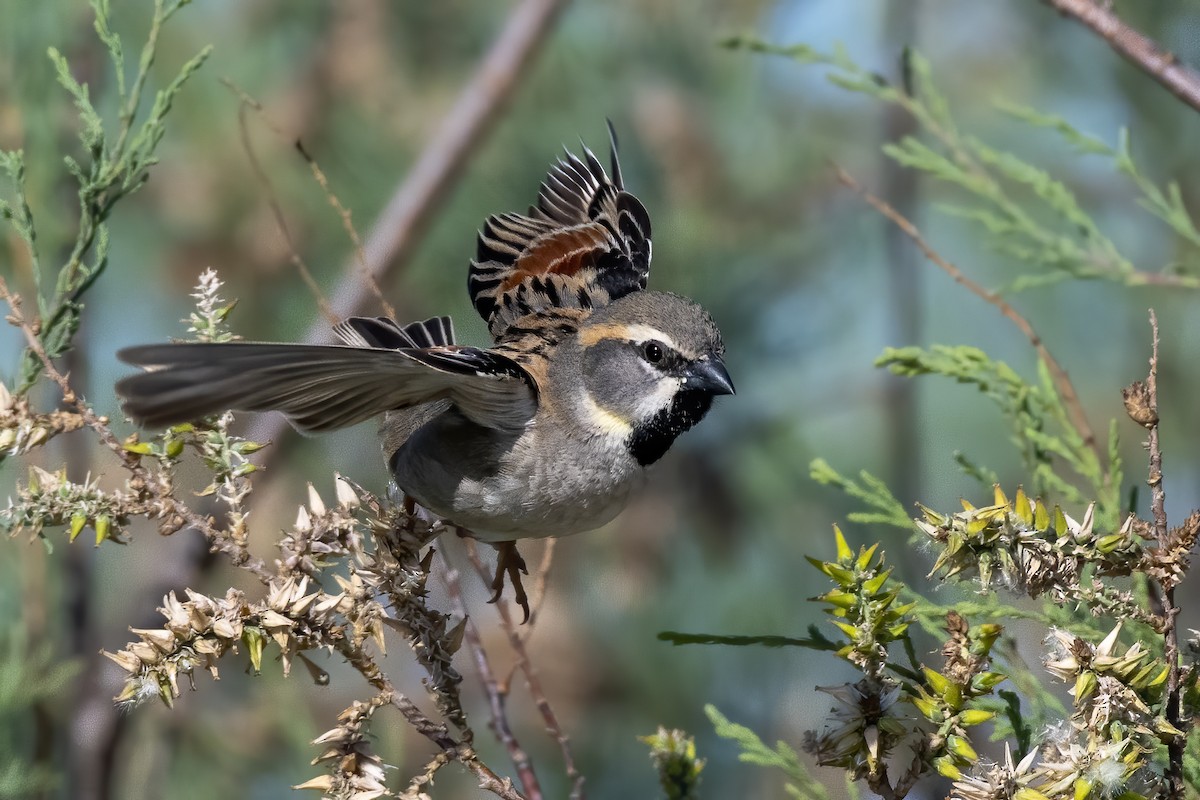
(116, 124), (734, 620)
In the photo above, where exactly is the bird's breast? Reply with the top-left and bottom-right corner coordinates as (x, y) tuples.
(389, 410), (644, 541)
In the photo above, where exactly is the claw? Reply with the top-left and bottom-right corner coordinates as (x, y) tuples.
(488, 540), (531, 623)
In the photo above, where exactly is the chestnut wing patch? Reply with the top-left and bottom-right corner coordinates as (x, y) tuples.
(468, 124), (652, 339)
(505, 223), (612, 289)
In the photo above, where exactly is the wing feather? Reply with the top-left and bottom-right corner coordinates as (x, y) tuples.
(333, 315), (455, 350)
(468, 123), (652, 339)
(117, 342), (535, 433)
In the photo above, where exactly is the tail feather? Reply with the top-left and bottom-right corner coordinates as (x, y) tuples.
(117, 343), (421, 431)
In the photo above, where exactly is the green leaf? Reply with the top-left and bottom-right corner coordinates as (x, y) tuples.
(657, 629), (839, 652)
(808, 459), (910, 530)
(706, 706), (830, 799)
(996, 101), (1113, 155)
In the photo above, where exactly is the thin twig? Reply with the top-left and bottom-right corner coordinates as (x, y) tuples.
(440, 552), (543, 799)
(404, 751), (453, 798)
(225, 81), (336, 324)
(295, 139), (396, 320)
(1145, 310), (1167, 544)
(501, 539), (556, 691)
(246, 0), (567, 454)
(465, 540), (585, 799)
(1042, 0), (1200, 115)
(329, 638), (527, 800)
(221, 78), (394, 320)
(1143, 309), (1183, 795)
(834, 166), (1101, 461)
(0, 278), (273, 583)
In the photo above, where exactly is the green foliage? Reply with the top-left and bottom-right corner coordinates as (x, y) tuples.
(0, 630), (80, 796)
(705, 705), (830, 800)
(805, 526), (915, 678)
(657, 628), (839, 651)
(724, 36), (1200, 293)
(0, 0), (210, 399)
(682, 35), (1200, 800)
(1000, 102), (1200, 255)
(878, 345), (1122, 529)
(808, 459), (910, 530)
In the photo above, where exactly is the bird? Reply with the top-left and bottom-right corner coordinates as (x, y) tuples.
(115, 124), (734, 621)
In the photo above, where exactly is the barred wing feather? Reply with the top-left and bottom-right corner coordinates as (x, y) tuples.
(468, 123), (652, 339)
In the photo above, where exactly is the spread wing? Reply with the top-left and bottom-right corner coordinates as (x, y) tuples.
(332, 315), (456, 350)
(468, 122), (653, 339)
(117, 339), (536, 433)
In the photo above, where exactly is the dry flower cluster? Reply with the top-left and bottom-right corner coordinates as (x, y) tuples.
(1, 272), (535, 799)
(782, 314), (1199, 800)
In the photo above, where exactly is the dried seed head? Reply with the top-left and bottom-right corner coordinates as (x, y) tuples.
(1121, 380), (1157, 427)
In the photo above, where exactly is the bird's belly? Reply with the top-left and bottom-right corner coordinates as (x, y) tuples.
(445, 473), (638, 542)
(392, 422), (643, 542)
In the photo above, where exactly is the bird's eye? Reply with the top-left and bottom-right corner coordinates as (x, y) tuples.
(641, 341), (665, 364)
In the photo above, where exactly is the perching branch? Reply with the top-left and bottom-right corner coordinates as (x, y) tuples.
(328, 640), (528, 800)
(1042, 0), (1200, 115)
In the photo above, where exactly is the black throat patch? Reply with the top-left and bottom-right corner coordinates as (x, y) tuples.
(626, 391), (714, 467)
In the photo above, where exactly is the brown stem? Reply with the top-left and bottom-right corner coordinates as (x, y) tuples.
(230, 91), (336, 324)
(245, 0), (568, 455)
(1042, 0), (1200, 115)
(330, 636), (527, 800)
(465, 540), (586, 799)
(834, 166), (1101, 462)
(441, 554), (543, 799)
(1144, 309), (1183, 795)
(503, 538), (558, 687)
(1146, 310), (1168, 544)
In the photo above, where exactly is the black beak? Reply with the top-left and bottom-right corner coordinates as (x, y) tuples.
(682, 356), (735, 396)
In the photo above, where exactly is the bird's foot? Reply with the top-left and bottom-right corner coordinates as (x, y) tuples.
(488, 540), (530, 623)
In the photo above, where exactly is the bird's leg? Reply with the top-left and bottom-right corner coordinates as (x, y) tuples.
(489, 540), (530, 623)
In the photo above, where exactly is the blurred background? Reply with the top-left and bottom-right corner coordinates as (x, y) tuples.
(2, 1), (1199, 798)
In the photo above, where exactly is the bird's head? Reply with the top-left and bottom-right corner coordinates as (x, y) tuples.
(570, 290), (733, 466)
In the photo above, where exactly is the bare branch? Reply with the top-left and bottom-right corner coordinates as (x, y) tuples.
(1141, 309), (1184, 795)
(441, 553), (543, 799)
(1043, 0), (1200, 115)
(220, 77), (395, 321)
(465, 540), (585, 798)
(295, 138), (395, 320)
(1145, 310), (1167, 545)
(329, 637), (528, 800)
